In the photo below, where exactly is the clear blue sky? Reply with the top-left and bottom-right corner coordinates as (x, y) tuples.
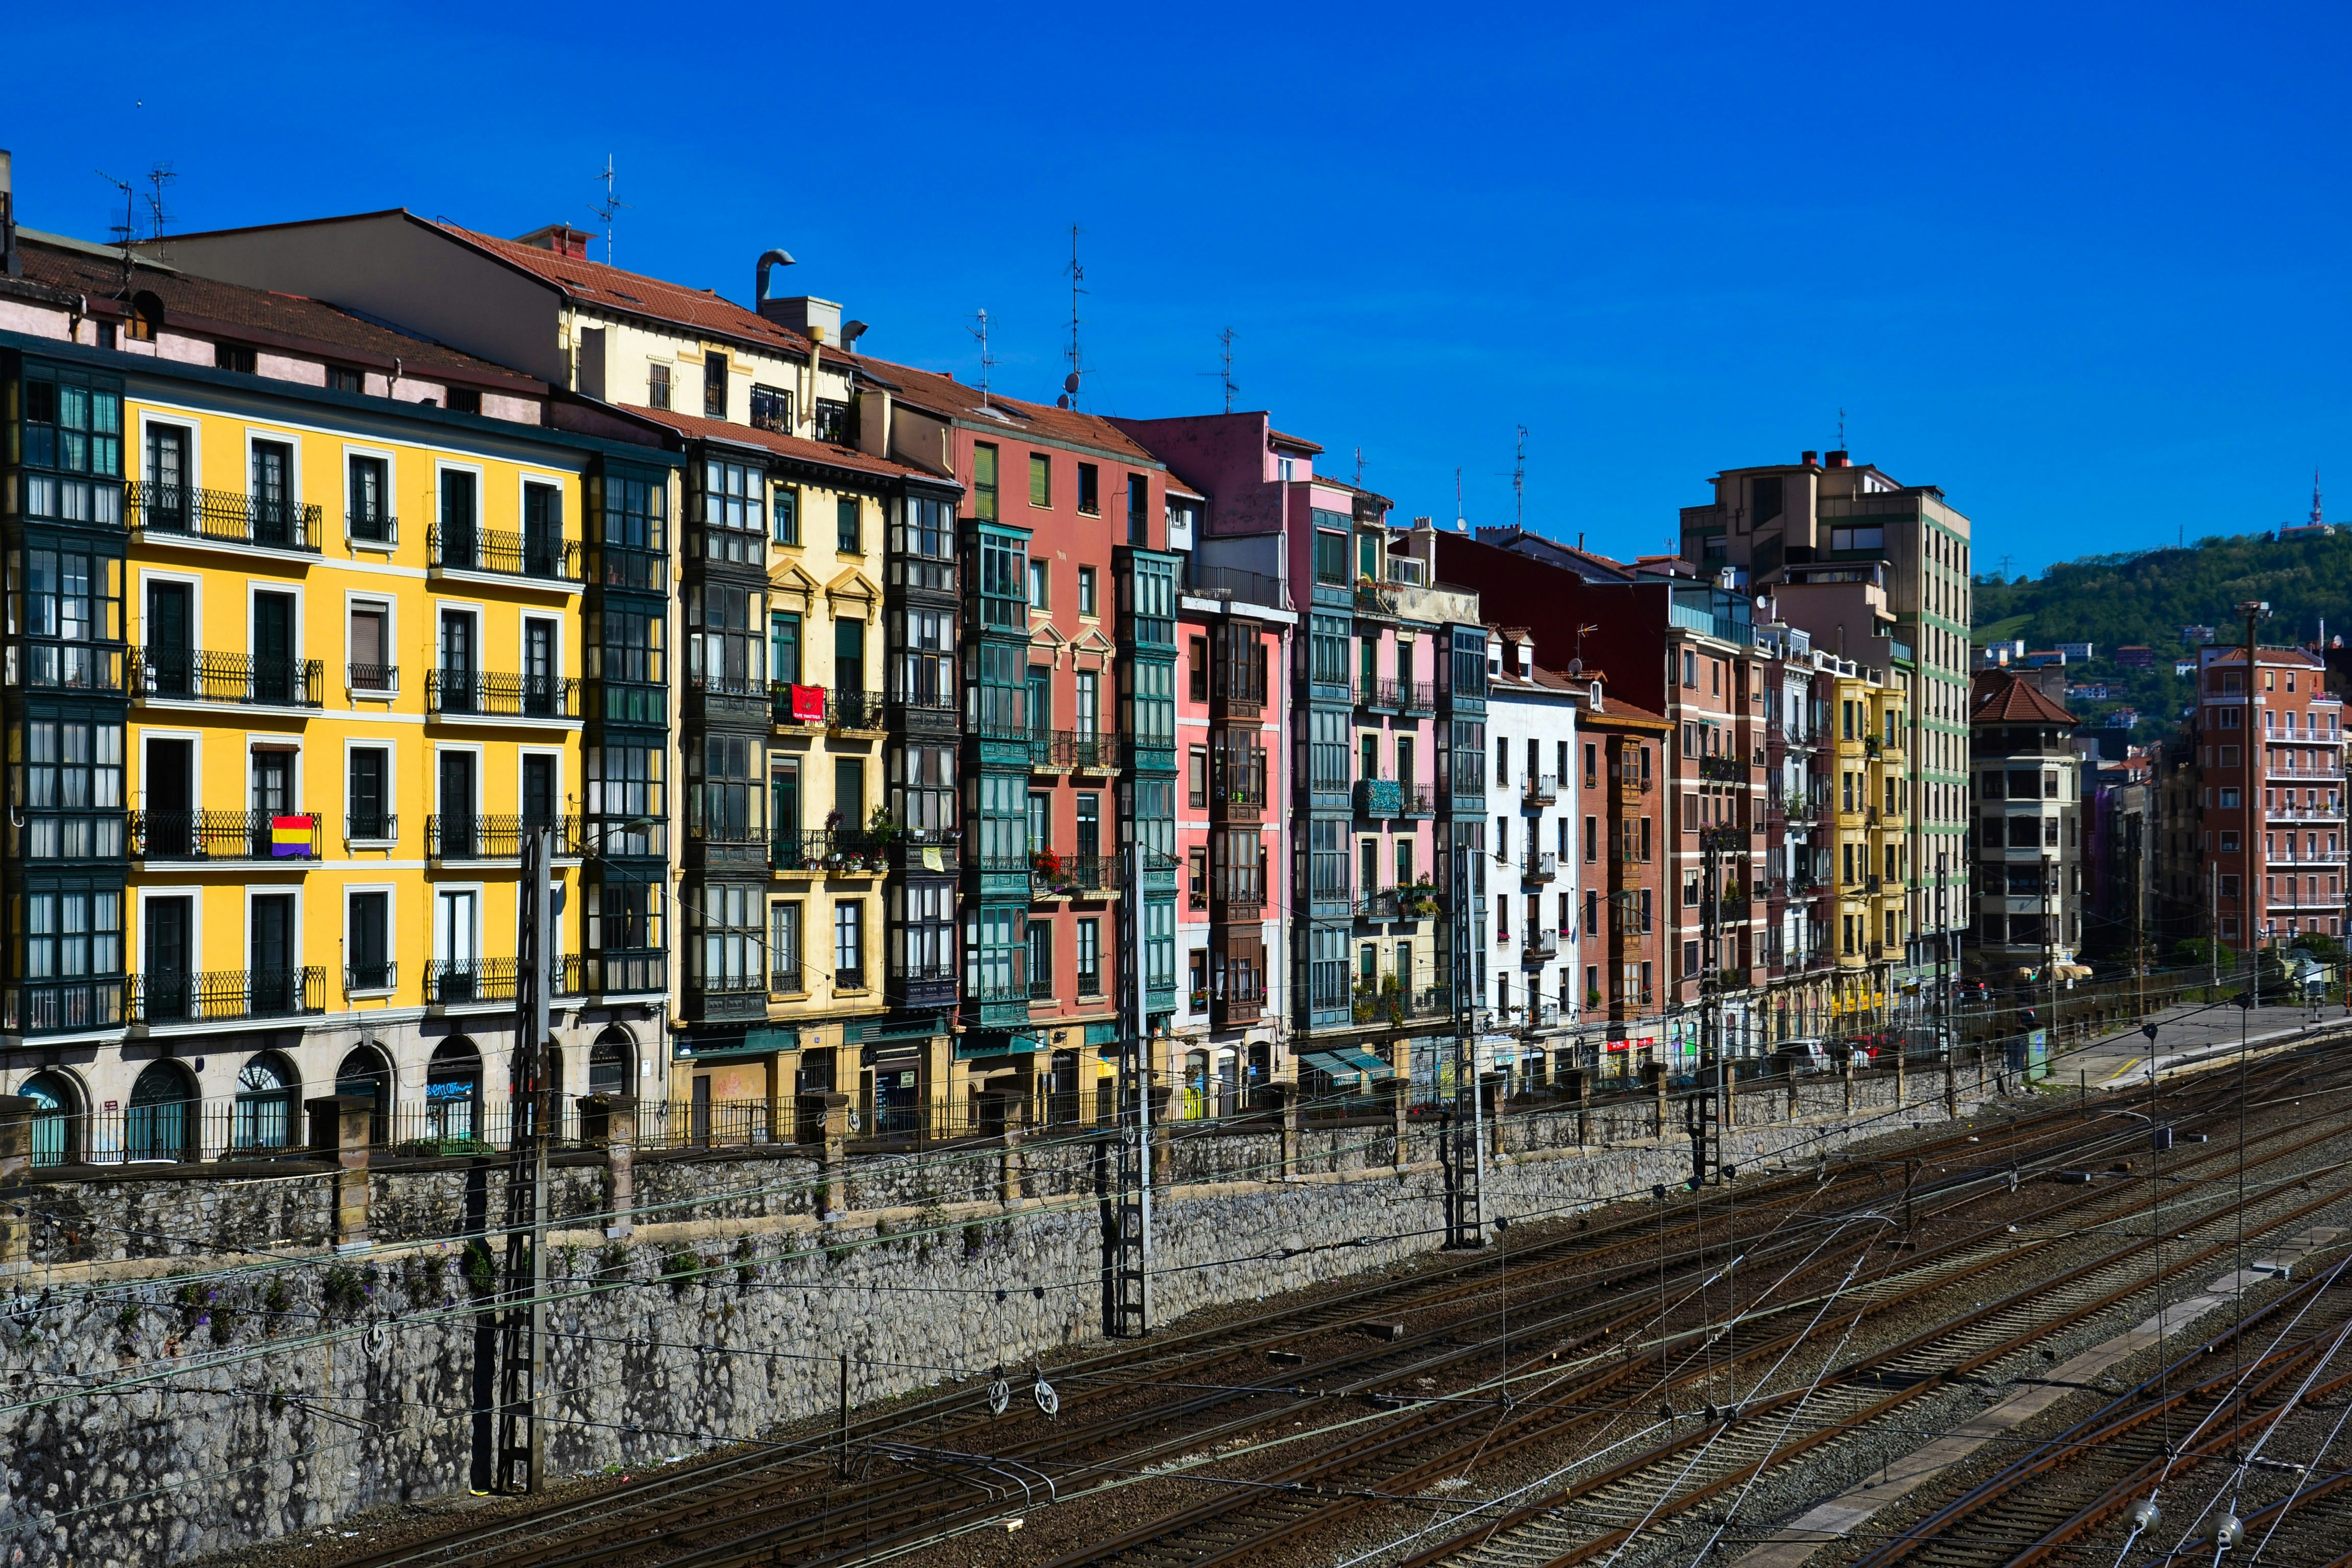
(10, 2), (2349, 579)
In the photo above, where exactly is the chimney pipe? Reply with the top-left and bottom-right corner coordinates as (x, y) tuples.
(1826, 449), (1850, 468)
(0, 149), (18, 278)
(1800, 450), (1818, 468)
(754, 248), (796, 315)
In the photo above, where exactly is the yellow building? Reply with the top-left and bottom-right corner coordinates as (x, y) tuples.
(1828, 657), (1910, 1018)
(1, 227), (678, 1158)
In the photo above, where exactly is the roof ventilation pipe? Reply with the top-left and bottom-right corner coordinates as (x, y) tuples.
(754, 249), (796, 316)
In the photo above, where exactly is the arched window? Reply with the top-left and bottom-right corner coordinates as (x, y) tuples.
(18, 1071), (80, 1166)
(126, 1060), (197, 1162)
(233, 1052), (299, 1153)
(1182, 1049), (1211, 1121)
(334, 1045), (391, 1145)
(425, 1037), (483, 1148)
(589, 1027), (633, 1097)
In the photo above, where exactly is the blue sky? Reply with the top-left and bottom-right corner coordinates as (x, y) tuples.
(9, 2), (2349, 578)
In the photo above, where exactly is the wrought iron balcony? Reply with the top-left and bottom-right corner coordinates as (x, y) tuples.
(771, 829), (890, 873)
(425, 959), (519, 1008)
(134, 649), (323, 708)
(129, 481), (324, 553)
(346, 509), (398, 546)
(345, 810), (398, 844)
(829, 689), (887, 731)
(1521, 851), (1558, 883)
(1522, 773), (1558, 806)
(427, 671), (580, 720)
(427, 814), (579, 860)
(347, 662), (398, 696)
(134, 967), (325, 1025)
(558, 950), (667, 998)
(1523, 928), (1560, 961)
(132, 810), (320, 861)
(1699, 756), (1748, 783)
(343, 961), (398, 996)
(1401, 785), (1436, 816)
(1031, 851), (1121, 899)
(428, 523), (579, 582)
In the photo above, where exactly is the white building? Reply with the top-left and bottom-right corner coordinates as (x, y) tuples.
(1484, 628), (1581, 1073)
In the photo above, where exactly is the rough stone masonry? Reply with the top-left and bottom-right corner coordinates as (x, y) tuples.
(0, 1062), (1988, 1566)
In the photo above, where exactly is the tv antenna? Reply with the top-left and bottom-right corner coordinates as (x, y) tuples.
(1354, 447), (1366, 489)
(1198, 327), (1237, 413)
(592, 156), (628, 266)
(970, 308), (995, 410)
(1454, 467), (1465, 533)
(143, 163), (177, 249)
(96, 169), (139, 295)
(1503, 425), (1527, 530)
(1060, 224), (1086, 409)
(1837, 406), (1846, 447)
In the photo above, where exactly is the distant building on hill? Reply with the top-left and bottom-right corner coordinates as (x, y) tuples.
(2022, 650), (2067, 669)
(2056, 641), (2094, 662)
(2116, 645), (2155, 669)
(2180, 624), (2217, 646)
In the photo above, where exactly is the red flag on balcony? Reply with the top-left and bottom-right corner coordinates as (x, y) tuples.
(790, 683), (826, 722)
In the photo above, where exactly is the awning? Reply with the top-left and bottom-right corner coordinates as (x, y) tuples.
(1302, 1048), (1396, 1081)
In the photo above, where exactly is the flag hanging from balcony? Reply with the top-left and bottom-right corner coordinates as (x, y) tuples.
(271, 816), (310, 856)
(790, 683), (826, 722)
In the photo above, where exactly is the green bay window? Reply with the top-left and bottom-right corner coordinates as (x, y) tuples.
(19, 367), (125, 526)
(1312, 528), (1348, 587)
(9, 546), (124, 692)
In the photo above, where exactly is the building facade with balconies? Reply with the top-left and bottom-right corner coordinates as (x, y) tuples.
(1828, 656), (1911, 1016)
(1968, 671), (2086, 973)
(1482, 628), (1580, 1074)
(1566, 675), (1672, 1066)
(0, 220), (674, 1162)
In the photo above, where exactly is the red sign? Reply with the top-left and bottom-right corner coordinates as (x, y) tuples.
(789, 683), (826, 722)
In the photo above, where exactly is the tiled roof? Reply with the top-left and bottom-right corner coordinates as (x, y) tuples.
(1971, 672), (2078, 726)
(18, 231), (539, 387)
(1268, 428), (1325, 454)
(620, 405), (942, 482)
(432, 221), (815, 358)
(2200, 645), (2325, 668)
(837, 351), (1165, 465)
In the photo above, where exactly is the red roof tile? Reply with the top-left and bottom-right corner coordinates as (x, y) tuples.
(620, 405), (942, 482)
(1970, 672), (2078, 726)
(432, 222), (815, 358)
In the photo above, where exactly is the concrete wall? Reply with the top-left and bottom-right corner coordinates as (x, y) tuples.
(0, 1067), (1983, 1566)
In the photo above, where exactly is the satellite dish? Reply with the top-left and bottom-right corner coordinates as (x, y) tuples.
(1056, 395), (1070, 409)
(1063, 371), (1081, 394)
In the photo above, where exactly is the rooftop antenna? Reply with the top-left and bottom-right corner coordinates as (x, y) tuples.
(143, 163), (176, 250)
(1837, 406), (1846, 448)
(1354, 446), (1366, 489)
(1454, 467), (1466, 534)
(1507, 425), (1528, 530)
(96, 169), (138, 297)
(2313, 469), (2324, 528)
(591, 155), (627, 266)
(970, 308), (995, 410)
(1197, 327), (1237, 413)
(1060, 224), (1086, 410)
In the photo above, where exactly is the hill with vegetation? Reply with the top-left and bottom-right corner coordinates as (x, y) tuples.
(1970, 530), (2352, 739)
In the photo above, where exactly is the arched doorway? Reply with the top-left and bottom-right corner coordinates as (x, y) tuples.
(126, 1060), (198, 1162)
(18, 1071), (81, 1166)
(589, 1027), (634, 1097)
(232, 1051), (299, 1153)
(426, 1037), (483, 1147)
(335, 1044), (392, 1145)
(1182, 1049), (1210, 1120)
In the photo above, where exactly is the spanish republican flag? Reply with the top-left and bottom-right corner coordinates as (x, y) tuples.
(271, 816), (311, 856)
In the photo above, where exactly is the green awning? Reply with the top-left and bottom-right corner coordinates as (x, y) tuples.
(1336, 1046), (1397, 1080)
(1300, 1051), (1356, 1077)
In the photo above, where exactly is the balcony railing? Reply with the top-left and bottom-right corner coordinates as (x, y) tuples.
(3, 978), (127, 1036)
(1350, 985), (1451, 1026)
(134, 649), (323, 708)
(427, 671), (580, 720)
(1401, 785), (1435, 816)
(1521, 851), (1558, 882)
(1699, 756), (1748, 782)
(1523, 928), (1560, 960)
(344, 960), (398, 996)
(132, 810), (321, 861)
(425, 959), (519, 1007)
(558, 951), (667, 997)
(129, 481), (324, 553)
(345, 811), (398, 843)
(1031, 852), (1120, 898)
(428, 815), (579, 860)
(133, 967), (325, 1024)
(347, 662), (398, 696)
(428, 523), (578, 582)
(771, 829), (890, 873)
(1523, 774), (1558, 806)
(1026, 972), (1057, 1001)
(829, 689), (887, 731)
(2267, 803), (2345, 820)
(2267, 760), (2344, 778)
(1211, 783), (1266, 821)
(346, 509), (398, 546)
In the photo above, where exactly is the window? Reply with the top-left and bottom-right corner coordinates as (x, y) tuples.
(585, 744), (665, 853)
(328, 364), (363, 395)
(1077, 918), (1102, 994)
(21, 719), (125, 857)
(1189, 745), (1208, 810)
(13, 547), (123, 690)
(1076, 462), (1099, 515)
(893, 606), (953, 708)
(1829, 525), (1884, 552)
(890, 742), (957, 840)
(1314, 530), (1348, 585)
(447, 387), (481, 416)
(1030, 559), (1050, 610)
(704, 351), (727, 418)
(698, 458), (766, 565)
(348, 747), (390, 839)
(838, 496), (862, 554)
(834, 900), (866, 987)
(690, 884), (760, 990)
(1030, 452), (1052, 508)
(25, 890), (121, 989)
(20, 371), (125, 525)
(770, 901), (803, 988)
(750, 385), (793, 433)
(215, 344), (257, 375)
(686, 582), (764, 695)
(347, 455), (390, 542)
(1126, 474), (1147, 544)
(348, 602), (390, 694)
(346, 892), (391, 990)
(972, 444), (999, 521)
(1079, 566), (1098, 617)
(648, 363), (671, 409)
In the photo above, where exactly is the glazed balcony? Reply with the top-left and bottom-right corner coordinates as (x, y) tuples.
(134, 649), (323, 708)
(557, 950), (667, 1000)
(968, 983), (1033, 1029)
(1521, 851), (1558, 883)
(129, 481), (324, 554)
(1522, 773), (1558, 807)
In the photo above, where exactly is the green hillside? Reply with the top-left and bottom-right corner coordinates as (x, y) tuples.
(1971, 530), (2352, 738)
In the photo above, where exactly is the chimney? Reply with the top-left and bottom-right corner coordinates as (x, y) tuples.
(0, 150), (18, 277)
(517, 224), (594, 260)
(1826, 450), (1850, 468)
(754, 248), (796, 318)
(1801, 450), (1818, 468)
(761, 293), (843, 344)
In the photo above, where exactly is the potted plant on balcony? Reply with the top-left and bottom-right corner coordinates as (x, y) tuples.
(1031, 846), (1075, 894)
(1400, 878), (1441, 918)
(862, 806), (901, 871)
(822, 810), (847, 870)
(1379, 971), (1404, 1025)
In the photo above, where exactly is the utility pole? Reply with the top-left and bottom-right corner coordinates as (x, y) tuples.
(496, 826), (552, 1492)
(2238, 600), (2269, 990)
(1109, 838), (1152, 1334)
(1443, 831), (1483, 1246)
(1939, 856), (1954, 1114)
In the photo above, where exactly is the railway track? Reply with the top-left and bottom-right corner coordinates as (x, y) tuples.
(323, 1049), (2350, 1568)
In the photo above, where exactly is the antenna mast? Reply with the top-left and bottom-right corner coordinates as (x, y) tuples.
(143, 163), (176, 251)
(1837, 406), (1846, 448)
(971, 309), (995, 410)
(1455, 467), (1465, 533)
(1197, 327), (1237, 414)
(1512, 425), (1528, 530)
(1061, 224), (1086, 409)
(592, 156), (628, 265)
(96, 170), (138, 299)
(1354, 446), (1366, 489)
